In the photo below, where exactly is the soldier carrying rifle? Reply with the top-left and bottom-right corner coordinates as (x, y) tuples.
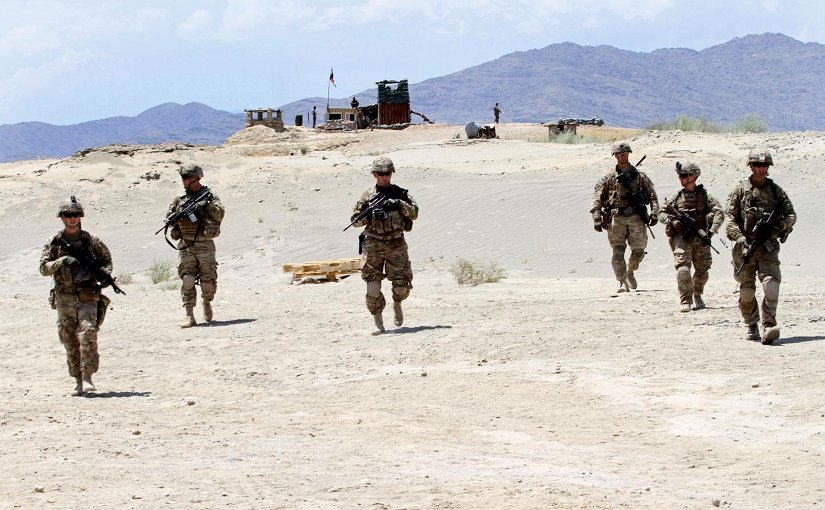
(725, 148), (796, 345)
(658, 162), (724, 312)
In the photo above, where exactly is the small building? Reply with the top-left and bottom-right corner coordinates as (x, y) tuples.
(376, 80), (410, 125)
(326, 107), (357, 123)
(244, 108), (285, 132)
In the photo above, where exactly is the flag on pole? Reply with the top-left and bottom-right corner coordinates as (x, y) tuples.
(329, 68), (336, 87)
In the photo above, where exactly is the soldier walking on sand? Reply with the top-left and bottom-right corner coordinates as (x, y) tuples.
(350, 156), (419, 334)
(725, 148), (796, 344)
(166, 164), (225, 328)
(40, 197), (114, 396)
(312, 106), (317, 128)
(493, 103), (501, 124)
(658, 162), (724, 312)
(591, 142), (659, 293)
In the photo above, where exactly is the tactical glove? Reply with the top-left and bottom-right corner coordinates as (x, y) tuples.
(371, 207), (389, 221)
(194, 200), (209, 213)
(59, 256), (79, 269)
(670, 219), (683, 232)
(382, 198), (401, 211)
(648, 216), (658, 227)
(593, 221), (603, 232)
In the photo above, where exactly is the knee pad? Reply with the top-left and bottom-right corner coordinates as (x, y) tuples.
(630, 249), (645, 260)
(366, 281), (382, 298)
(611, 245), (626, 260)
(739, 286), (756, 303)
(391, 286), (410, 302)
(181, 274), (197, 290)
(763, 276), (780, 301)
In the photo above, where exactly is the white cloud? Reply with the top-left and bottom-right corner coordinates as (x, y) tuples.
(178, 9), (215, 38)
(0, 25), (61, 57)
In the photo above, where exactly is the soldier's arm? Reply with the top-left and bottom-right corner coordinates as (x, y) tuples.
(706, 194), (725, 235)
(725, 187), (745, 241)
(776, 186), (796, 231)
(400, 192), (419, 221)
(643, 174), (660, 216)
(350, 191), (371, 228)
(206, 194), (225, 222)
(589, 176), (608, 217)
(657, 193), (678, 225)
(39, 241), (60, 276)
(91, 238), (114, 275)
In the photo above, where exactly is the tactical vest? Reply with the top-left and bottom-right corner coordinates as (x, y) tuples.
(174, 187), (221, 240)
(362, 185), (413, 236)
(609, 166), (643, 210)
(737, 178), (785, 236)
(48, 231), (99, 294)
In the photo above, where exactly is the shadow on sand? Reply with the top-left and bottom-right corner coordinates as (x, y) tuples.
(84, 391), (151, 398)
(390, 325), (453, 335)
(201, 318), (257, 327)
(775, 335), (825, 345)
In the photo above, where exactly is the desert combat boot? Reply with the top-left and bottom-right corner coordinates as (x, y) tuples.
(202, 299), (213, 322)
(693, 294), (706, 310)
(626, 271), (637, 290)
(180, 305), (197, 328)
(393, 301), (403, 327)
(372, 313), (386, 335)
(617, 280), (630, 293)
(762, 326), (780, 345)
(72, 376), (84, 397)
(745, 323), (760, 341)
(82, 371), (96, 392)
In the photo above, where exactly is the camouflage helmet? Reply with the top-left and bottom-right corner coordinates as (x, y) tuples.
(57, 195), (84, 217)
(179, 163), (204, 178)
(371, 156), (395, 174)
(747, 148), (773, 166)
(611, 142), (632, 155)
(676, 161), (701, 178)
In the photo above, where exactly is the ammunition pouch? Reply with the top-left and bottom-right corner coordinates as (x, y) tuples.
(78, 287), (101, 302)
(49, 288), (57, 310)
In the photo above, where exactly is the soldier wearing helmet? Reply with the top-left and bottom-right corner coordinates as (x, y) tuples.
(166, 163), (225, 328)
(658, 162), (724, 312)
(40, 196), (114, 396)
(725, 147), (796, 344)
(350, 156), (419, 334)
(590, 142), (660, 293)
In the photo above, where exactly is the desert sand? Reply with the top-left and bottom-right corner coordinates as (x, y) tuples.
(1, 123), (823, 509)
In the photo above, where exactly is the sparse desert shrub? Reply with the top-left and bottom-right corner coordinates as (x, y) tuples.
(299, 145), (309, 155)
(149, 258), (174, 284)
(449, 258), (506, 286)
(647, 114), (721, 133)
(729, 113), (768, 133)
(115, 271), (134, 285)
(551, 131), (581, 144)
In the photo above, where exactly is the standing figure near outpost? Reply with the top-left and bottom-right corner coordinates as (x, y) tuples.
(658, 162), (724, 312)
(591, 142), (660, 293)
(40, 196), (115, 396)
(725, 148), (796, 344)
(493, 102), (502, 124)
(350, 156), (419, 335)
(166, 164), (225, 328)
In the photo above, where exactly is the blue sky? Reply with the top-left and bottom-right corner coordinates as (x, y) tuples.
(1, 0), (823, 125)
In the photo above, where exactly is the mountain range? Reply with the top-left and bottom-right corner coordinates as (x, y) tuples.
(2, 32), (824, 163)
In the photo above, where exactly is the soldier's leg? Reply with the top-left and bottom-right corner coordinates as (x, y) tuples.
(385, 239), (413, 326)
(77, 300), (99, 390)
(626, 216), (649, 275)
(671, 237), (693, 310)
(198, 243), (219, 322)
(758, 250), (782, 344)
(733, 240), (760, 339)
(607, 217), (629, 288)
(56, 294), (83, 395)
(178, 248), (199, 307)
(361, 238), (387, 333)
(692, 242), (713, 309)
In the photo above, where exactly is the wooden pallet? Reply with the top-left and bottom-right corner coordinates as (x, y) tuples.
(282, 257), (361, 284)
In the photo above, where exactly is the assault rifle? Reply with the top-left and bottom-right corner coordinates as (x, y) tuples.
(55, 237), (125, 295)
(735, 209), (779, 276)
(343, 193), (389, 231)
(664, 203), (719, 254)
(155, 188), (213, 235)
(599, 155), (647, 232)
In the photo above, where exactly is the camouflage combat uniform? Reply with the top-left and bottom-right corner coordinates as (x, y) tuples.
(40, 229), (112, 386)
(659, 180), (724, 310)
(591, 143), (659, 290)
(167, 187), (225, 308)
(352, 184), (419, 315)
(726, 171), (795, 341)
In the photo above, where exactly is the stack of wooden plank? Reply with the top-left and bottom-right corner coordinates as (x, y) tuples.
(282, 257), (361, 284)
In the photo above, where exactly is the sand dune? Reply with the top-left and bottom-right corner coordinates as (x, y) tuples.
(1, 124), (823, 509)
